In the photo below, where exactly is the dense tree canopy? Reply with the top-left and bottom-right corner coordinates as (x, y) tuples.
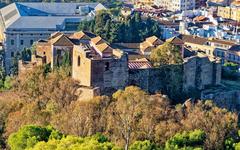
(165, 129), (205, 150)
(78, 11), (161, 43)
(0, 66), (238, 150)
(8, 125), (63, 150)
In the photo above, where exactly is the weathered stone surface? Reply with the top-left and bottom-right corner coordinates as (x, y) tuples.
(201, 89), (240, 111)
(129, 56), (221, 101)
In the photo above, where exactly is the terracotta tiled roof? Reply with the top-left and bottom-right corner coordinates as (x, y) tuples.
(128, 58), (152, 69)
(140, 41), (151, 51)
(49, 32), (63, 40)
(167, 36), (184, 45)
(140, 36), (163, 52)
(69, 31), (96, 40)
(146, 36), (163, 45)
(179, 35), (208, 45)
(146, 36), (158, 44)
(95, 43), (111, 52)
(193, 16), (207, 22)
(70, 31), (90, 40)
(50, 34), (73, 46)
(91, 36), (106, 45)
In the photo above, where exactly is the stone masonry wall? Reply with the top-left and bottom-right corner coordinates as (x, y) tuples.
(129, 56), (221, 101)
(91, 53), (129, 94)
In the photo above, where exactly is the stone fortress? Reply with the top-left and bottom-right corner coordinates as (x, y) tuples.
(19, 31), (222, 101)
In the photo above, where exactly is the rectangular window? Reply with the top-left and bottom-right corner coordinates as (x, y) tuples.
(30, 40), (34, 45)
(10, 39), (14, 45)
(105, 62), (110, 71)
(20, 40), (24, 45)
(11, 52), (14, 57)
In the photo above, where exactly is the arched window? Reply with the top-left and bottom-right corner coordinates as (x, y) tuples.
(77, 56), (81, 66)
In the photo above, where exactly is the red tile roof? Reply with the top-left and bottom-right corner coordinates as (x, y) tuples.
(128, 59), (152, 69)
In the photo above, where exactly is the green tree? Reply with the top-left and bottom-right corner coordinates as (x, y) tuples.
(95, 11), (111, 36)
(31, 135), (120, 150)
(3, 76), (12, 90)
(165, 129), (205, 150)
(22, 48), (32, 61)
(129, 140), (160, 150)
(0, 66), (5, 88)
(8, 125), (63, 150)
(78, 12), (161, 43)
(150, 42), (183, 67)
(10, 56), (19, 75)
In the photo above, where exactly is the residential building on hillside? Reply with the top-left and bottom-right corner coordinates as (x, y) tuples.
(153, 0), (196, 12)
(112, 36), (164, 57)
(134, 0), (155, 8)
(0, 2), (106, 74)
(217, 6), (240, 21)
(169, 34), (240, 64)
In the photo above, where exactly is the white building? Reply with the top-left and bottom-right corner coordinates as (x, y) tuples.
(0, 2), (106, 74)
(154, 0), (195, 12)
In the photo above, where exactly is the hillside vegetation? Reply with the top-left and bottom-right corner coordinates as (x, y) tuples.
(0, 66), (239, 149)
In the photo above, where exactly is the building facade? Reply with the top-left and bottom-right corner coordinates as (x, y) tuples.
(19, 31), (222, 100)
(154, 0), (196, 12)
(172, 35), (240, 64)
(0, 2), (106, 74)
(217, 6), (240, 21)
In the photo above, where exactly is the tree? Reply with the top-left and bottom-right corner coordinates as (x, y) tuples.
(0, 66), (5, 88)
(3, 76), (12, 90)
(8, 125), (62, 150)
(138, 94), (171, 142)
(150, 42), (183, 67)
(95, 11), (112, 36)
(31, 135), (120, 150)
(12, 66), (79, 107)
(222, 62), (239, 80)
(181, 100), (238, 149)
(129, 140), (160, 150)
(51, 96), (110, 137)
(108, 86), (148, 150)
(165, 129), (205, 150)
(78, 12), (162, 43)
(10, 56), (19, 75)
(21, 48), (32, 61)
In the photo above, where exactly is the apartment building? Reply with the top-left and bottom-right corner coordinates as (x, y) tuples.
(154, 0), (195, 12)
(134, 0), (154, 8)
(217, 6), (240, 21)
(0, 2), (106, 74)
(173, 35), (240, 64)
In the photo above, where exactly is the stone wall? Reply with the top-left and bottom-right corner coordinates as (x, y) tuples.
(129, 65), (183, 100)
(91, 53), (129, 94)
(201, 89), (240, 111)
(78, 87), (101, 101)
(129, 56), (221, 101)
(183, 56), (221, 92)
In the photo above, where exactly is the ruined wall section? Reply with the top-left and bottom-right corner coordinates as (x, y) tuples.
(129, 65), (183, 100)
(91, 53), (129, 94)
(129, 56), (221, 101)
